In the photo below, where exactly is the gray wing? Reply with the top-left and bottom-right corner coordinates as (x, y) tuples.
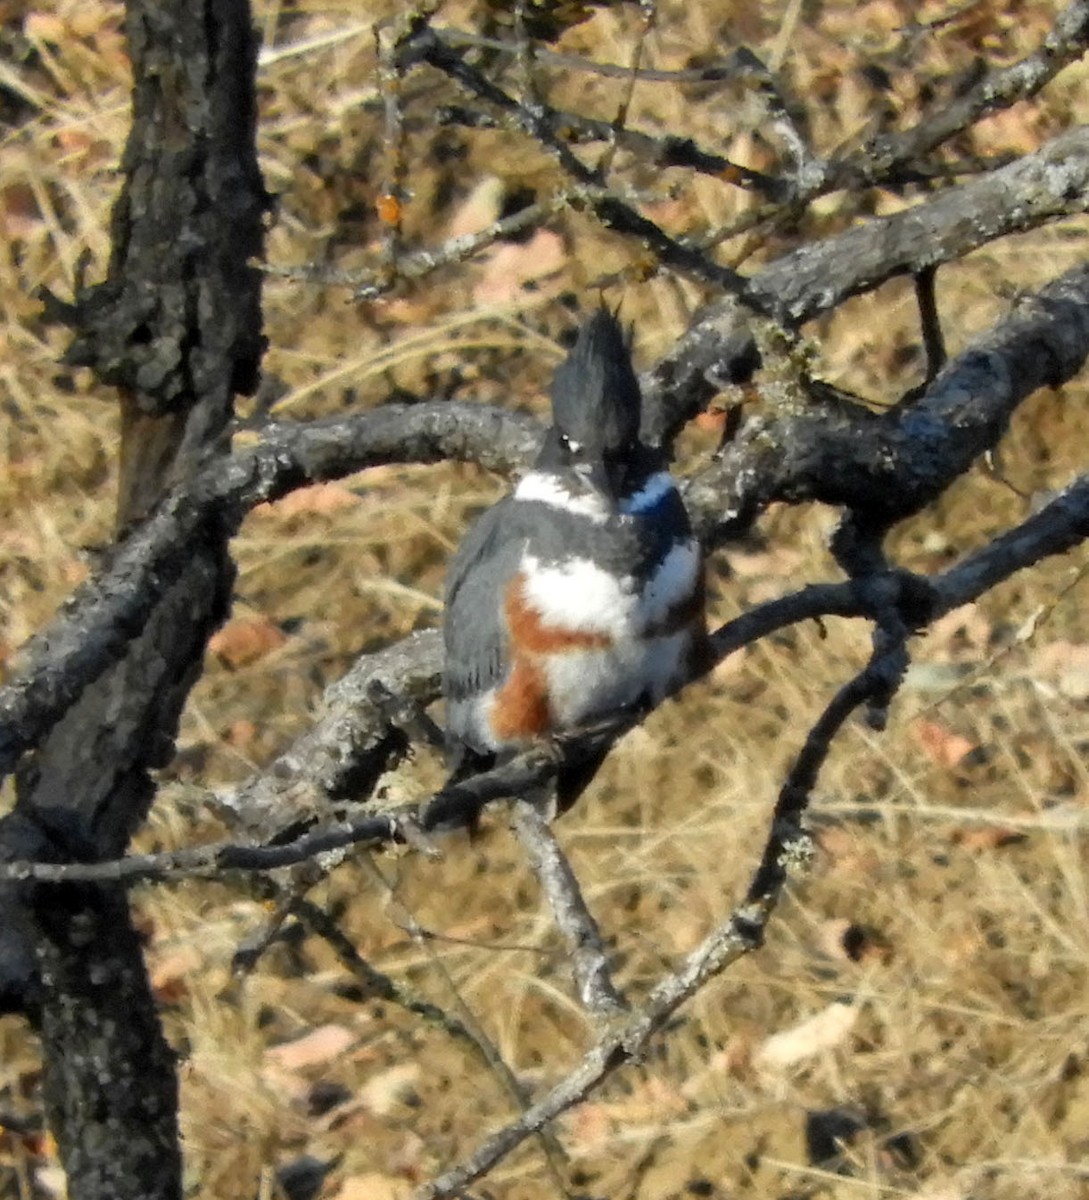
(443, 498), (526, 745)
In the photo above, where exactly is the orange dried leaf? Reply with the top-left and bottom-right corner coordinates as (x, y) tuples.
(913, 719), (976, 769)
(950, 825), (1026, 852)
(265, 1024), (356, 1072)
(208, 616), (287, 669)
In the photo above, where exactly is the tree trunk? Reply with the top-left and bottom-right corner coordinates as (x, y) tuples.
(0, 1), (267, 1194)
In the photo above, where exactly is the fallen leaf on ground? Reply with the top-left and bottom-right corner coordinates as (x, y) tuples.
(473, 228), (566, 305)
(265, 1024), (356, 1072)
(358, 1063), (421, 1116)
(755, 1000), (858, 1073)
(445, 176), (504, 239)
(209, 616), (287, 669)
(912, 719), (976, 769)
(950, 825), (1026, 852)
(1034, 641), (1089, 700)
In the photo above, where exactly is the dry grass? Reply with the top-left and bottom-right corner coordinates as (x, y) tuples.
(4, 1), (1089, 1197)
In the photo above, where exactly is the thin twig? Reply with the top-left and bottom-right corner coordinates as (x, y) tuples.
(288, 893), (491, 1046)
(434, 103), (786, 199)
(375, 22), (408, 280)
(263, 182), (662, 298)
(914, 264), (946, 385)
(358, 852), (572, 1188)
(414, 634), (910, 1199)
(396, 25), (753, 302)
(510, 799), (627, 1022)
(594, 0), (656, 178)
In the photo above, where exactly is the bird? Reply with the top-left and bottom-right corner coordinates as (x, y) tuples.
(442, 308), (706, 812)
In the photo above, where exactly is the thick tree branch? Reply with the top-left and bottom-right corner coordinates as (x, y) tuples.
(643, 126), (1089, 442)
(686, 260), (1089, 541)
(8, 247), (1089, 788)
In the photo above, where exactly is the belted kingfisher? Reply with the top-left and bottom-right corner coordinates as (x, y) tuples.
(443, 309), (706, 810)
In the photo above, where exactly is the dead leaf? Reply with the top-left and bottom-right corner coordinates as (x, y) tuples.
(208, 616), (287, 669)
(473, 228), (566, 305)
(357, 1062), (421, 1116)
(913, 719), (976, 769)
(755, 1001), (858, 1073)
(252, 481), (360, 520)
(149, 945), (203, 1005)
(445, 176), (504, 240)
(265, 1025), (356, 1072)
(950, 825), (1026, 852)
(1034, 641), (1089, 700)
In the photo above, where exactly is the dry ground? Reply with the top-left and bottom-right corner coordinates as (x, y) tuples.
(4, 1), (1089, 1197)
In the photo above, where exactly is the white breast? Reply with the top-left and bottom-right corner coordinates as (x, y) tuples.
(520, 539), (700, 640)
(540, 630), (694, 728)
(518, 538), (700, 729)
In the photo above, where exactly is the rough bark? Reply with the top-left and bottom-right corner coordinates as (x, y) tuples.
(0, 0), (267, 1196)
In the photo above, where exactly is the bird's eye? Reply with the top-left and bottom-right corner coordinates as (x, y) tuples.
(558, 434), (581, 455)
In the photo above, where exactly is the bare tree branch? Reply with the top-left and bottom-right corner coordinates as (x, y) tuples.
(826, 0), (1089, 194)
(644, 128), (1089, 442)
(751, 126), (1089, 326)
(510, 800), (628, 1021)
(414, 625), (910, 1199)
(686, 260), (1089, 541)
(8, 247), (1089, 800)
(396, 24), (753, 301)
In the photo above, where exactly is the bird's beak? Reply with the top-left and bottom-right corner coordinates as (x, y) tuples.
(579, 456), (626, 500)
